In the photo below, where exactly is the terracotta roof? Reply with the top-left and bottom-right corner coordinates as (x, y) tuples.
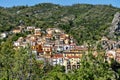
(46, 34), (52, 38)
(64, 52), (81, 54)
(29, 35), (38, 41)
(43, 46), (52, 52)
(35, 32), (41, 34)
(70, 43), (76, 46)
(60, 34), (66, 39)
(67, 56), (80, 58)
(52, 54), (63, 58)
(116, 49), (120, 53)
(12, 29), (21, 33)
(43, 46), (52, 48)
(35, 44), (43, 53)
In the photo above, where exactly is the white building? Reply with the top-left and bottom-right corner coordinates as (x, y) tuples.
(0, 33), (7, 39)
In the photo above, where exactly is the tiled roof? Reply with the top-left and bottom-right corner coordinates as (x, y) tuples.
(51, 54), (63, 58)
(116, 49), (120, 53)
(67, 56), (80, 58)
(46, 34), (52, 38)
(64, 52), (81, 54)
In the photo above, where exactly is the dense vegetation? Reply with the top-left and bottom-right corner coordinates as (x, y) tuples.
(0, 3), (120, 44)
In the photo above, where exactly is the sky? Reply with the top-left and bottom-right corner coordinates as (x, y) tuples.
(0, 0), (120, 8)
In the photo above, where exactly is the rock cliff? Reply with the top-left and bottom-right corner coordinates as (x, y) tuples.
(109, 12), (120, 38)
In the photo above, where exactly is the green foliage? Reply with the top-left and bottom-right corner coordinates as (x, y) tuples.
(73, 52), (118, 80)
(43, 65), (69, 80)
(0, 40), (43, 79)
(11, 33), (27, 41)
(0, 3), (120, 44)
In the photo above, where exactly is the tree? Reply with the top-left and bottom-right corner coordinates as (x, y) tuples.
(43, 65), (69, 80)
(72, 52), (119, 80)
(0, 39), (44, 79)
(0, 39), (15, 79)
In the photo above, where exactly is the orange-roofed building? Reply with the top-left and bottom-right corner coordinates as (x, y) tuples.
(34, 28), (41, 36)
(30, 35), (37, 42)
(63, 51), (82, 68)
(63, 52), (81, 71)
(42, 46), (52, 58)
(60, 34), (66, 40)
(32, 44), (43, 57)
(63, 52), (83, 58)
(46, 34), (52, 39)
(51, 54), (64, 65)
(12, 29), (21, 33)
(45, 34), (53, 42)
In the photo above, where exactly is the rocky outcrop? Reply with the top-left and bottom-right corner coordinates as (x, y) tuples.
(100, 38), (120, 50)
(109, 12), (120, 38)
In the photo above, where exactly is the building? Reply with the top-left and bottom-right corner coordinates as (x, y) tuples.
(42, 46), (52, 58)
(0, 32), (7, 39)
(63, 52), (81, 73)
(51, 54), (64, 66)
(116, 49), (120, 63)
(26, 26), (35, 31)
(45, 34), (52, 42)
(106, 50), (116, 63)
(36, 44), (43, 56)
(12, 29), (21, 33)
(13, 41), (20, 47)
(34, 28), (41, 36)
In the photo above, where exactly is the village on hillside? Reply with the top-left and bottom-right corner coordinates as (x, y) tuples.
(0, 25), (120, 72)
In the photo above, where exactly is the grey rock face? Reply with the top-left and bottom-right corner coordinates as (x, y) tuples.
(109, 12), (120, 38)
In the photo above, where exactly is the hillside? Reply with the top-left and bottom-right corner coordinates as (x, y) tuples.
(0, 3), (120, 44)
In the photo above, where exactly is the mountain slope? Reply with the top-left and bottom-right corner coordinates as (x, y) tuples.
(0, 3), (120, 44)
